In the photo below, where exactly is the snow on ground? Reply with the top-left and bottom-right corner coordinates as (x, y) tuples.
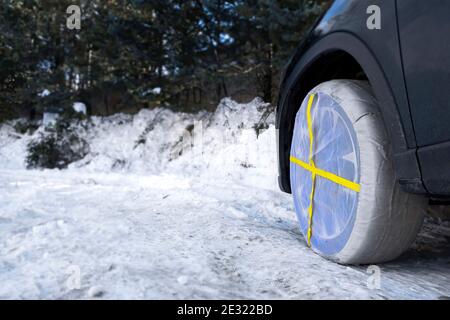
(0, 98), (449, 299)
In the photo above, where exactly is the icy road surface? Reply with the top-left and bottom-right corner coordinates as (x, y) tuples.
(1, 169), (450, 300)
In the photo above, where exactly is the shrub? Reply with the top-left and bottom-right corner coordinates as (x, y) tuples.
(0, 104), (17, 123)
(13, 119), (40, 135)
(26, 115), (90, 169)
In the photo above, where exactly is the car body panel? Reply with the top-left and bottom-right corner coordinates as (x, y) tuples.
(397, 1), (450, 147)
(278, 0), (416, 147)
(277, 0), (428, 195)
(397, 1), (450, 195)
(418, 141), (450, 196)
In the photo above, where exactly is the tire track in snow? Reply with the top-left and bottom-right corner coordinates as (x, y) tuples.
(0, 170), (449, 299)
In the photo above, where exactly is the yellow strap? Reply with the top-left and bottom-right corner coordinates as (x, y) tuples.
(307, 94), (315, 165)
(307, 169), (316, 246)
(291, 93), (361, 247)
(290, 156), (361, 193)
(305, 94), (316, 247)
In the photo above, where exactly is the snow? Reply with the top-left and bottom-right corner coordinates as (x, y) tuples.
(0, 98), (449, 299)
(43, 112), (59, 126)
(73, 102), (87, 115)
(39, 89), (51, 97)
(150, 87), (161, 95)
(142, 87), (162, 96)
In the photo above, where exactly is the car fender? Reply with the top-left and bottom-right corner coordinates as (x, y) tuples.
(277, 31), (425, 194)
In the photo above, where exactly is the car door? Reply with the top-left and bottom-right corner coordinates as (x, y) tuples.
(397, 1), (450, 194)
(397, 0), (450, 147)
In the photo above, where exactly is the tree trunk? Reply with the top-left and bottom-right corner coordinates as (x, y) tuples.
(263, 42), (273, 103)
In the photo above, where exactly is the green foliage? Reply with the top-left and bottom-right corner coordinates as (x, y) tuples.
(13, 120), (40, 136)
(0, 105), (18, 123)
(1, 0), (331, 115)
(26, 114), (89, 169)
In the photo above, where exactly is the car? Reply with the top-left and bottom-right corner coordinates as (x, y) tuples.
(276, 0), (450, 264)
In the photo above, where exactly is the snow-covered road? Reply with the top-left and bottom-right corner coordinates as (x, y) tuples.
(1, 99), (450, 299)
(1, 168), (450, 300)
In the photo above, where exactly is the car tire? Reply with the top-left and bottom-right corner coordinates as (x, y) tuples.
(290, 80), (427, 265)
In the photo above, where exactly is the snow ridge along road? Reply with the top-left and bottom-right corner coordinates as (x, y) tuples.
(0, 98), (449, 299)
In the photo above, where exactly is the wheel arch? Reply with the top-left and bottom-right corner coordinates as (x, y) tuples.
(277, 32), (423, 194)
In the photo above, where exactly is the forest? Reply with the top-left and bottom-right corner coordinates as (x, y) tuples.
(0, 0), (330, 121)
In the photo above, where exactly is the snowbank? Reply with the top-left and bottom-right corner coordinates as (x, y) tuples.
(1, 99), (450, 300)
(0, 98), (278, 189)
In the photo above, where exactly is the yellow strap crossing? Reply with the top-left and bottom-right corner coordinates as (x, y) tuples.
(305, 94), (316, 247)
(290, 94), (361, 247)
(290, 156), (361, 193)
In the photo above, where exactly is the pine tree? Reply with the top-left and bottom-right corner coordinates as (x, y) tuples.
(0, 0), (330, 119)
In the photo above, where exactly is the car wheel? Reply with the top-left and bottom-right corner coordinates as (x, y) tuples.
(290, 80), (427, 264)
